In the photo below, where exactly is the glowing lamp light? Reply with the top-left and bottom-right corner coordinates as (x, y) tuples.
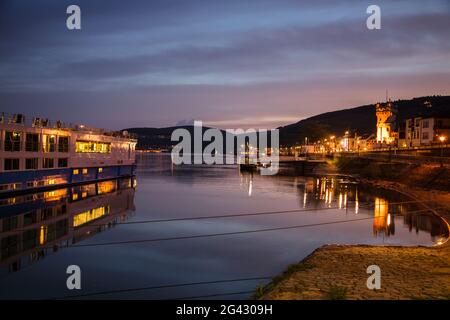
(439, 135), (446, 143)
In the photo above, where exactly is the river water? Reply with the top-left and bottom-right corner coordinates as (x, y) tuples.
(0, 153), (447, 299)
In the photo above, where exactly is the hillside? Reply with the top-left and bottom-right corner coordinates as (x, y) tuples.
(125, 96), (450, 149)
(278, 95), (450, 146)
(125, 125), (235, 150)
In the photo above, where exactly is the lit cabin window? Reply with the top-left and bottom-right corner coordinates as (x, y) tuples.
(43, 135), (56, 152)
(73, 169), (79, 175)
(75, 141), (111, 153)
(98, 167), (103, 173)
(72, 194), (79, 201)
(82, 168), (88, 174)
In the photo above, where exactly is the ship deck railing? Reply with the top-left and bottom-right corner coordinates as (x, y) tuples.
(0, 112), (137, 140)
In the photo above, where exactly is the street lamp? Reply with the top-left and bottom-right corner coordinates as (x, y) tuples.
(439, 135), (446, 167)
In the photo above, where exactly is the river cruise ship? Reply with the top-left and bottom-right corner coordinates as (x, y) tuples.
(0, 113), (137, 195)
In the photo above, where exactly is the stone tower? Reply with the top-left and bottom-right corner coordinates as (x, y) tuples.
(375, 100), (397, 144)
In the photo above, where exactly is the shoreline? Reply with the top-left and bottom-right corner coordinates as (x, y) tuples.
(257, 177), (450, 300)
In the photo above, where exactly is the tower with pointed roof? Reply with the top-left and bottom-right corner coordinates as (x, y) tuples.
(375, 99), (397, 144)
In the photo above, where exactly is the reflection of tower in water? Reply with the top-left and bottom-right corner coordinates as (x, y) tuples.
(373, 197), (395, 237)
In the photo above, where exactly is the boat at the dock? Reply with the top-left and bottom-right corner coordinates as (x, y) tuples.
(0, 113), (137, 195)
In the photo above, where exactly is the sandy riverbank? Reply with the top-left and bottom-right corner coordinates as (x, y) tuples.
(257, 178), (450, 300)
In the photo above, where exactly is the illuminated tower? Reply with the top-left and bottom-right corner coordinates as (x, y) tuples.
(375, 100), (397, 144)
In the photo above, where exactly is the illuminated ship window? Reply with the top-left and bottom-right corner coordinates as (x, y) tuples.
(98, 167), (103, 173)
(43, 135), (56, 152)
(73, 169), (79, 175)
(73, 206), (110, 227)
(75, 141), (111, 153)
(82, 168), (88, 174)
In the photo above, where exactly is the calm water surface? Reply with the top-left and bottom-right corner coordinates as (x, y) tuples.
(0, 153), (447, 299)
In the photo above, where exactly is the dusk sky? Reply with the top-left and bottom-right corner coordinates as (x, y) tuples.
(1, 0), (449, 130)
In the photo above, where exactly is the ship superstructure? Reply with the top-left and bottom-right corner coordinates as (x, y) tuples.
(0, 113), (137, 194)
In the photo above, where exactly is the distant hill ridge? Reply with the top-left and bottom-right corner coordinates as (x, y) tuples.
(278, 95), (450, 145)
(124, 95), (450, 149)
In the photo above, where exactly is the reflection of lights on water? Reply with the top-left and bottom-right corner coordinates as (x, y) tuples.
(303, 192), (307, 208)
(387, 214), (391, 226)
(44, 189), (67, 201)
(39, 225), (47, 245)
(338, 192), (347, 209)
(355, 189), (359, 214)
(248, 180), (253, 197)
